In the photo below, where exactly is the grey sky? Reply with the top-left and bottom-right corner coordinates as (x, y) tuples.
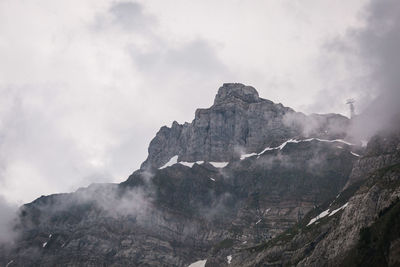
(0, 0), (395, 204)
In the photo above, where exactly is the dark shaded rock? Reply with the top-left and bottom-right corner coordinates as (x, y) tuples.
(226, 131), (400, 267)
(0, 83), (359, 267)
(0, 140), (356, 267)
(345, 131), (400, 189)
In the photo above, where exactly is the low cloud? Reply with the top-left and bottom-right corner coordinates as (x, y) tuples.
(0, 0), (230, 205)
(282, 112), (349, 139)
(17, 182), (154, 235)
(0, 195), (18, 244)
(321, 0), (400, 140)
(75, 183), (152, 219)
(0, 0), (394, 211)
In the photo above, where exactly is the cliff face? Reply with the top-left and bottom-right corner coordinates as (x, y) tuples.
(0, 83), (368, 267)
(0, 139), (357, 267)
(141, 83), (349, 170)
(299, 131), (400, 266)
(224, 131), (400, 267)
(345, 132), (400, 189)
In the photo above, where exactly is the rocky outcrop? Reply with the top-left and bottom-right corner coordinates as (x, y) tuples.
(0, 139), (357, 267)
(0, 83), (359, 267)
(298, 132), (400, 266)
(345, 131), (400, 189)
(225, 130), (400, 267)
(141, 83), (349, 170)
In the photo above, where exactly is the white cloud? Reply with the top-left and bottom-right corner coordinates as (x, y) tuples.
(0, 0), (369, 204)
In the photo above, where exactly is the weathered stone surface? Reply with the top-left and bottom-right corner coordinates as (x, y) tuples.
(225, 130), (400, 267)
(297, 132), (400, 266)
(345, 131), (400, 189)
(0, 83), (361, 267)
(0, 140), (356, 267)
(141, 83), (349, 170)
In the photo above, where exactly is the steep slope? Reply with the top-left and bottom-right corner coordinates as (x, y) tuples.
(224, 131), (400, 267)
(300, 131), (400, 266)
(0, 139), (358, 267)
(0, 84), (357, 267)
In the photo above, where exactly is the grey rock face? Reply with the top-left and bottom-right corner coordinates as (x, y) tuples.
(213, 83), (260, 104)
(298, 184), (400, 266)
(297, 132), (400, 266)
(141, 83), (349, 170)
(227, 130), (400, 267)
(0, 83), (357, 267)
(0, 140), (356, 267)
(345, 131), (400, 189)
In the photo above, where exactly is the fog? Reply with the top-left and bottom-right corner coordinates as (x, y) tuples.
(0, 0), (399, 246)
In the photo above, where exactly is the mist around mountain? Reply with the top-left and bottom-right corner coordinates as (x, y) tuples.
(0, 81), (398, 266)
(0, 1), (400, 265)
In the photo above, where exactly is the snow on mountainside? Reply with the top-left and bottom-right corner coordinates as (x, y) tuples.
(224, 131), (400, 267)
(2, 83), (387, 267)
(141, 83), (350, 170)
(159, 137), (357, 171)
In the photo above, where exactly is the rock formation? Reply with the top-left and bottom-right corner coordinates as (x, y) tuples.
(2, 83), (398, 267)
(141, 83), (349, 170)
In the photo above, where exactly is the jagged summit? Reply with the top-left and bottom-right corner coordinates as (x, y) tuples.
(6, 82), (400, 267)
(140, 83), (349, 170)
(213, 83), (261, 105)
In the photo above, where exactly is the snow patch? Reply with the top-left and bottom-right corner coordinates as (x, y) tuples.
(307, 209), (329, 226)
(209, 162), (229, 168)
(329, 202), (348, 217)
(160, 157), (205, 169)
(277, 138), (301, 150)
(227, 255), (232, 264)
(159, 155), (178, 169)
(179, 161), (204, 167)
(317, 138), (354, 146)
(164, 139), (355, 170)
(188, 259), (207, 267)
(42, 242), (48, 248)
(240, 153), (257, 160)
(255, 219), (262, 225)
(302, 138), (354, 146)
(209, 177), (215, 182)
(256, 138), (355, 159)
(179, 161), (194, 167)
(350, 151), (360, 157)
(307, 202), (349, 226)
(6, 260), (14, 267)
(258, 147), (275, 156)
(258, 139), (300, 156)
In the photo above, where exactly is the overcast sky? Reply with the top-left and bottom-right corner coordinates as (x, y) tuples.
(0, 0), (396, 204)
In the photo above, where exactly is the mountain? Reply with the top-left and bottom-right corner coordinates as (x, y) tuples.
(1, 83), (398, 267)
(141, 83), (349, 170)
(221, 131), (400, 267)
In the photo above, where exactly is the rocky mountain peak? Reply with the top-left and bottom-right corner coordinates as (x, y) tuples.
(213, 83), (260, 105)
(140, 83), (349, 170)
(8, 83), (396, 267)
